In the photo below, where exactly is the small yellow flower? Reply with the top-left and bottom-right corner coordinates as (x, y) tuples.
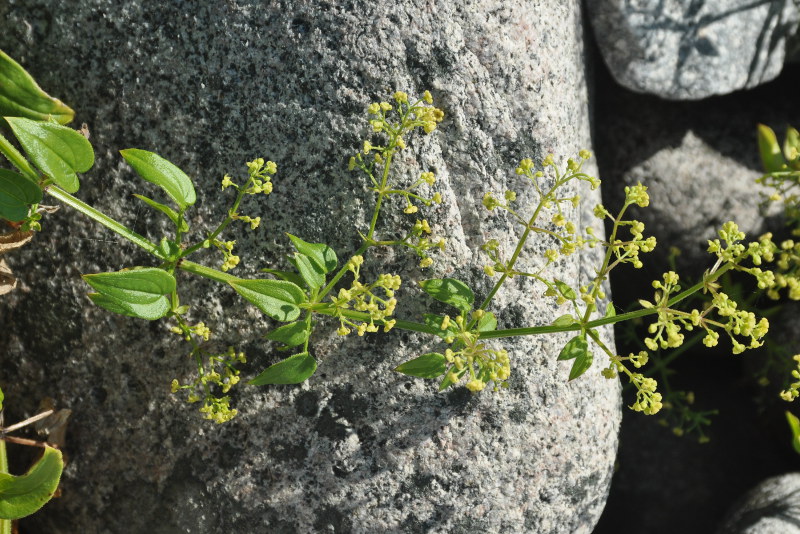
(422, 90), (433, 104)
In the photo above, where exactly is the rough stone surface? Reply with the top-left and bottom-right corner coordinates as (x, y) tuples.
(594, 66), (800, 278)
(717, 473), (800, 534)
(587, 0), (800, 100)
(0, 1), (620, 533)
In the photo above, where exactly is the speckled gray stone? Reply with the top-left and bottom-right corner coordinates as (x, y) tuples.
(718, 473), (800, 534)
(587, 0), (800, 100)
(0, 1), (620, 533)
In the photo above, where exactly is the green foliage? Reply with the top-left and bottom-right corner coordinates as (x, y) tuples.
(394, 353), (447, 379)
(120, 149), (196, 209)
(249, 352), (317, 385)
(0, 49), (775, 427)
(228, 279), (306, 322)
(418, 278), (474, 314)
(83, 268), (176, 320)
(0, 387), (64, 526)
(5, 117), (93, 193)
(0, 169), (41, 222)
(0, 447), (63, 520)
(0, 49), (74, 124)
(786, 411), (800, 454)
(265, 321), (312, 349)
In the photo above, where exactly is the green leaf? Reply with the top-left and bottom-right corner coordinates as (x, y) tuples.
(551, 314), (575, 327)
(604, 302), (616, 318)
(438, 367), (467, 391)
(785, 127), (800, 170)
(5, 117), (94, 193)
(395, 353), (447, 378)
(0, 446), (63, 520)
(88, 292), (171, 320)
(423, 313), (459, 340)
(0, 49), (74, 124)
(287, 234), (337, 274)
(757, 124), (786, 173)
(557, 334), (588, 361)
(477, 311), (497, 332)
(419, 278), (474, 313)
(0, 168), (42, 221)
(133, 194), (188, 233)
(568, 348), (593, 381)
(787, 411), (800, 455)
(229, 279), (306, 322)
(84, 267), (175, 320)
(260, 267), (305, 288)
(0, 387), (4, 411)
(294, 253), (325, 291)
(265, 321), (311, 349)
(83, 268), (176, 304)
(157, 238), (181, 260)
(249, 352), (317, 385)
(554, 280), (576, 301)
(120, 149), (196, 209)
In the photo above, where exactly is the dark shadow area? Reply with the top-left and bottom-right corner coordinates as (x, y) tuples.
(592, 55), (800, 534)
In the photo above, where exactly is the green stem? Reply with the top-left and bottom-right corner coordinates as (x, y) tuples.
(479, 262), (735, 340)
(477, 176), (569, 312)
(181, 179), (252, 258)
(46, 186), (162, 257)
(581, 202), (630, 324)
(313, 305), (438, 336)
(0, 132), (39, 182)
(0, 434), (9, 534)
(178, 260), (240, 284)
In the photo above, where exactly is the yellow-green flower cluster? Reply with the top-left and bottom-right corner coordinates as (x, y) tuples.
(624, 183), (650, 207)
(600, 351), (649, 379)
(707, 291), (769, 354)
(707, 221), (747, 263)
(481, 152), (603, 283)
(221, 158), (276, 195)
(601, 352), (662, 414)
(640, 271), (686, 351)
(639, 269), (769, 356)
(439, 313), (511, 392)
(594, 198), (657, 270)
(332, 255), (401, 336)
(406, 218), (445, 269)
(759, 233), (800, 300)
(628, 372), (663, 415)
(213, 239), (240, 271)
(172, 346), (245, 423)
(780, 355), (800, 401)
(349, 93), (444, 246)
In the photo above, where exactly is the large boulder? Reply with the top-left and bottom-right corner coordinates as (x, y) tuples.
(587, 0), (800, 100)
(718, 473), (800, 534)
(0, 1), (620, 532)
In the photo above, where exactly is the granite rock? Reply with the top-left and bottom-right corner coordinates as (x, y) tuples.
(718, 473), (800, 534)
(587, 0), (800, 100)
(593, 69), (800, 278)
(0, 1), (620, 532)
